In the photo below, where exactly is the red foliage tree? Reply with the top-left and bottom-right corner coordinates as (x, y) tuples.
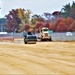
(44, 23), (50, 28)
(36, 18), (45, 22)
(67, 21), (75, 32)
(35, 22), (43, 31)
(49, 23), (54, 31)
(5, 9), (21, 32)
(52, 11), (61, 16)
(66, 17), (73, 26)
(56, 22), (68, 32)
(53, 18), (64, 32)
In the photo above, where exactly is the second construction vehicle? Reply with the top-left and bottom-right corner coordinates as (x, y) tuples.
(23, 31), (37, 44)
(38, 27), (52, 41)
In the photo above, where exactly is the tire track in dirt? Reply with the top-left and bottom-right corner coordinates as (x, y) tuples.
(0, 53), (57, 75)
(0, 42), (75, 75)
(0, 49), (74, 75)
(0, 52), (74, 75)
(0, 47), (58, 74)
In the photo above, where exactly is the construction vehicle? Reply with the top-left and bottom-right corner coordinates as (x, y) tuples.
(38, 27), (52, 41)
(23, 30), (37, 44)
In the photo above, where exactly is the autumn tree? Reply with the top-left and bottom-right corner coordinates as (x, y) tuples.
(17, 8), (31, 32)
(17, 8), (31, 25)
(67, 21), (75, 32)
(31, 14), (44, 26)
(35, 22), (43, 32)
(21, 24), (30, 32)
(5, 9), (21, 32)
(5, 8), (31, 32)
(44, 23), (50, 28)
(52, 11), (62, 19)
(66, 17), (73, 26)
(53, 18), (63, 32)
(56, 22), (68, 32)
(49, 23), (54, 31)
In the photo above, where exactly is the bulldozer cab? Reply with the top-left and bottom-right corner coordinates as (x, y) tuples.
(27, 32), (32, 35)
(41, 27), (49, 32)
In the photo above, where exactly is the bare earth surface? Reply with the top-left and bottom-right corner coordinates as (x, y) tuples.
(0, 42), (75, 75)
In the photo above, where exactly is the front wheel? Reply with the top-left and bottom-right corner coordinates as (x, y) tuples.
(24, 38), (27, 44)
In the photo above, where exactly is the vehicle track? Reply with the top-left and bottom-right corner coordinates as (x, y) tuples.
(0, 42), (75, 75)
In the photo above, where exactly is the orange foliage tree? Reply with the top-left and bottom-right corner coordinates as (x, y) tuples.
(66, 17), (73, 26)
(21, 24), (30, 32)
(53, 17), (74, 32)
(67, 21), (75, 32)
(35, 22), (43, 32)
(49, 23), (54, 31)
(56, 22), (68, 32)
(44, 23), (50, 28)
(54, 18), (65, 32)
(34, 17), (75, 32)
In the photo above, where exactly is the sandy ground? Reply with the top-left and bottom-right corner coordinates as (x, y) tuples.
(0, 42), (75, 75)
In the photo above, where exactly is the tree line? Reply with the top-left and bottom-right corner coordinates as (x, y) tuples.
(5, 1), (75, 33)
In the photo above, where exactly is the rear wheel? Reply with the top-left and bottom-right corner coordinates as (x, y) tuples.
(41, 39), (43, 41)
(49, 37), (52, 41)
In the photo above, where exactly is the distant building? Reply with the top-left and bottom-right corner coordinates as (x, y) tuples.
(0, 18), (7, 32)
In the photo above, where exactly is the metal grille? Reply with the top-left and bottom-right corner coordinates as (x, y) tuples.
(45, 33), (48, 36)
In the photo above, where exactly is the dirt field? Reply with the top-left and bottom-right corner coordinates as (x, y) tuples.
(0, 42), (75, 75)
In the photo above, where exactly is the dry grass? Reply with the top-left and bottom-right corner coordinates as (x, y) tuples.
(0, 42), (75, 75)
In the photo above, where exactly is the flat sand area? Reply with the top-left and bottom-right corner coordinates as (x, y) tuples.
(0, 42), (75, 75)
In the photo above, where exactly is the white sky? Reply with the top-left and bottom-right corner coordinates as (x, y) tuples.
(0, 0), (74, 17)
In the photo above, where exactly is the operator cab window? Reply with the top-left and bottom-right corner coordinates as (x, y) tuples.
(43, 29), (48, 31)
(27, 32), (32, 35)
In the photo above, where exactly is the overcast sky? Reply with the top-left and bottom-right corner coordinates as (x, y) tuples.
(0, 0), (74, 17)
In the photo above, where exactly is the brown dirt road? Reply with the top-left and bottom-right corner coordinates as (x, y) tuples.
(0, 42), (75, 75)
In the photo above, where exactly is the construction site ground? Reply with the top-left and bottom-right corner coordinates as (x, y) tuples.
(0, 40), (75, 75)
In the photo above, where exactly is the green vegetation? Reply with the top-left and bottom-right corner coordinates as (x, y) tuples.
(61, 1), (75, 19)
